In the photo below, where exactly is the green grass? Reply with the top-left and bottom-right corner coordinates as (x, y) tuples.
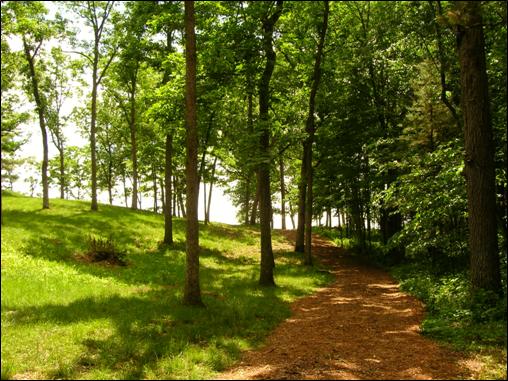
(1, 191), (333, 380)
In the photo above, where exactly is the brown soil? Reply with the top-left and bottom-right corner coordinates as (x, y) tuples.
(216, 231), (476, 380)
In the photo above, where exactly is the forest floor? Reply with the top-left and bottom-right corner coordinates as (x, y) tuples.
(216, 231), (480, 380)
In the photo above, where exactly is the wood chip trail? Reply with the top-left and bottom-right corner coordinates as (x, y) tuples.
(216, 232), (474, 380)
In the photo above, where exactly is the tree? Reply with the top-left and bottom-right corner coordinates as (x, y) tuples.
(257, 0), (283, 287)
(142, 0), (184, 244)
(44, 47), (73, 200)
(455, 1), (502, 294)
(68, 1), (117, 211)
(5, 1), (63, 209)
(303, 0), (329, 266)
(1, 22), (29, 195)
(183, 0), (203, 306)
(109, 1), (153, 210)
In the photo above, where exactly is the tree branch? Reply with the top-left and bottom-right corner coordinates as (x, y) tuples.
(64, 50), (94, 65)
(97, 47), (117, 85)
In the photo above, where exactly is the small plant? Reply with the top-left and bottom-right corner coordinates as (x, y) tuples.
(86, 234), (127, 266)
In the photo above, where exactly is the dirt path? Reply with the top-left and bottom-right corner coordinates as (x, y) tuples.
(217, 232), (475, 380)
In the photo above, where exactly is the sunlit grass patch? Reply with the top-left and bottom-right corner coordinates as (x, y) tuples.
(1, 192), (332, 379)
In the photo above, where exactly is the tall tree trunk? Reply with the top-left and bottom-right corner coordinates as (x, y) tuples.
(91, 43), (99, 211)
(304, 0), (329, 266)
(183, 0), (203, 306)
(456, 1), (501, 294)
(295, 146), (307, 252)
(164, 133), (173, 244)
(257, 1), (283, 287)
(304, 145), (314, 265)
(244, 87), (254, 225)
(23, 38), (49, 210)
(107, 181), (113, 205)
(279, 156), (286, 230)
(130, 83), (138, 210)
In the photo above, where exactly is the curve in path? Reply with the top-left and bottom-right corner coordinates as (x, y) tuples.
(216, 232), (473, 380)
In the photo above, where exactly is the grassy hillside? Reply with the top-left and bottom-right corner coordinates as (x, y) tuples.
(1, 192), (333, 380)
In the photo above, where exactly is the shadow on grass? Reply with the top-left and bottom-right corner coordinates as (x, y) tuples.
(3, 198), (332, 378)
(7, 281), (293, 379)
(4, 204), (270, 288)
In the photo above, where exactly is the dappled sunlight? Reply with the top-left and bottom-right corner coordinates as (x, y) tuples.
(329, 296), (359, 304)
(217, 231), (473, 380)
(366, 283), (399, 290)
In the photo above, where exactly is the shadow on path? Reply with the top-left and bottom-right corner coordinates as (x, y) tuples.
(216, 231), (473, 380)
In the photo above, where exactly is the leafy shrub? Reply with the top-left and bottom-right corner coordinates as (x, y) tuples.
(392, 262), (507, 353)
(381, 141), (469, 265)
(470, 289), (507, 323)
(86, 234), (127, 266)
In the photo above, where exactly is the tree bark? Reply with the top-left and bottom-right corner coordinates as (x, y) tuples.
(129, 77), (138, 210)
(456, 1), (501, 294)
(90, 41), (99, 211)
(245, 86), (255, 225)
(183, 0), (203, 306)
(303, 144), (314, 265)
(257, 1), (283, 287)
(295, 146), (307, 252)
(304, 0), (329, 265)
(23, 37), (49, 210)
